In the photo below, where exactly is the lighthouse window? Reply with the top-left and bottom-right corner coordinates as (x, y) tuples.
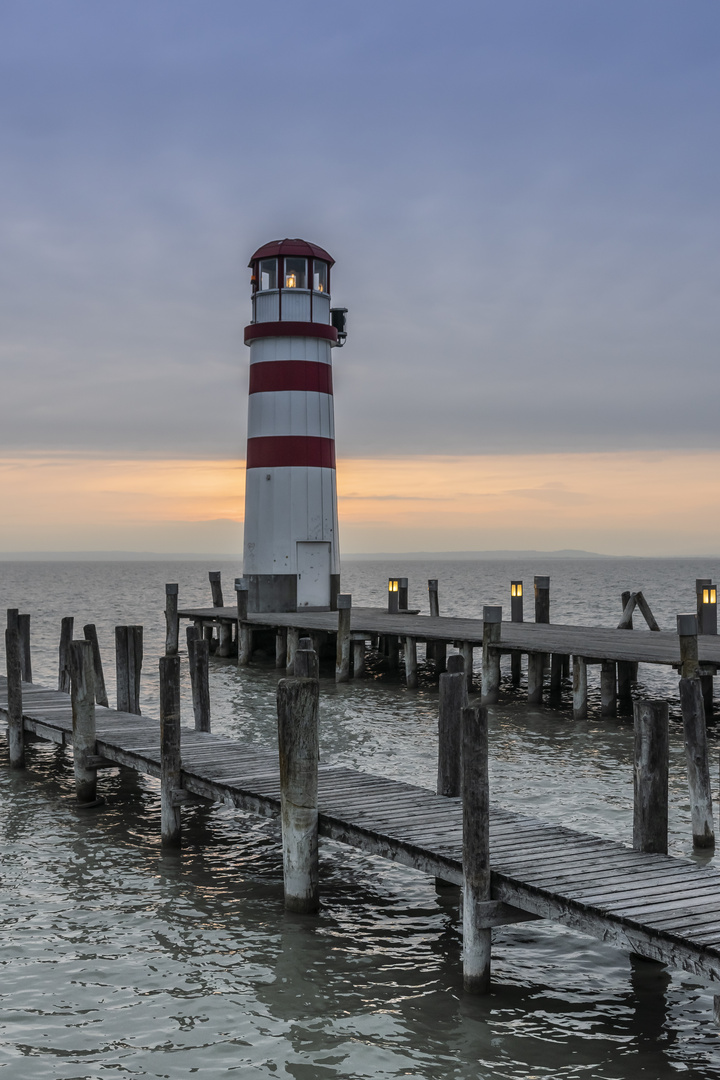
(313, 260), (328, 293)
(259, 259), (277, 290)
(284, 257), (307, 289)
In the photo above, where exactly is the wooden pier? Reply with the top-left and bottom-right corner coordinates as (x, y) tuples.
(5, 672), (720, 1005)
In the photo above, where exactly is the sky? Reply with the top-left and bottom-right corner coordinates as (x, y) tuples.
(1, 1), (719, 555)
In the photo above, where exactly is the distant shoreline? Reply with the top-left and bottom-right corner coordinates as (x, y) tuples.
(0, 549), (718, 562)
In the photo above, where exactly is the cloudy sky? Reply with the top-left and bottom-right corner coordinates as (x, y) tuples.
(1, 1), (719, 554)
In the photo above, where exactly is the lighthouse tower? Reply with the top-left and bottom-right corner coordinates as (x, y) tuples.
(243, 238), (346, 613)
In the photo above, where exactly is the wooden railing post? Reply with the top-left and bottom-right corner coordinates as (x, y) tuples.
(17, 614), (31, 684)
(633, 700), (669, 854)
(69, 639), (100, 806)
(481, 607), (501, 704)
(277, 676), (320, 913)
(58, 615), (74, 693)
(335, 594), (351, 683)
(159, 655), (182, 847)
(115, 625), (143, 714)
(438, 654), (466, 797)
(83, 624), (109, 707)
(5, 625), (24, 769)
(164, 583), (179, 656)
(462, 703), (491, 993)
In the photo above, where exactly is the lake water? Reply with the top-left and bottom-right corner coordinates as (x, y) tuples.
(2, 557), (720, 1079)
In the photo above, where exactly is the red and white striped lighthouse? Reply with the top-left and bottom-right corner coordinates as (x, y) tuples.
(243, 238), (347, 613)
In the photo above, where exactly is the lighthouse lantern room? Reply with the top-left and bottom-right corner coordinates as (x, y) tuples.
(243, 238), (345, 613)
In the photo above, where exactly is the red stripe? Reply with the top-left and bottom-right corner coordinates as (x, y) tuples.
(246, 436), (336, 469)
(249, 360), (333, 396)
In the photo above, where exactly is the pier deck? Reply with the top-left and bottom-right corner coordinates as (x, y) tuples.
(4, 676), (720, 985)
(179, 604), (720, 667)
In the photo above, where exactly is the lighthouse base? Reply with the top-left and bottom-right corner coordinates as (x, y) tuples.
(246, 573), (341, 614)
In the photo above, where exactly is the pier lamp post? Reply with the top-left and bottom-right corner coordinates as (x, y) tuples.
(510, 581), (523, 686)
(697, 580), (718, 636)
(388, 578), (400, 614)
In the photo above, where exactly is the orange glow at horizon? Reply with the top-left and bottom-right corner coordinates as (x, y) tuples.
(0, 450), (718, 555)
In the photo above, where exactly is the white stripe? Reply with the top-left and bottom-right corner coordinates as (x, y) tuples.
(249, 336), (332, 365)
(247, 390), (335, 440)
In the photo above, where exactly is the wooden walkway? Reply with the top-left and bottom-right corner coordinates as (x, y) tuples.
(180, 605), (720, 667)
(4, 676), (720, 986)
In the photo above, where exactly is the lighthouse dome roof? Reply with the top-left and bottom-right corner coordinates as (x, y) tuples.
(249, 238), (334, 266)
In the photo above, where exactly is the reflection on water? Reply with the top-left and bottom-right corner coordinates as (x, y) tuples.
(1, 558), (720, 1077)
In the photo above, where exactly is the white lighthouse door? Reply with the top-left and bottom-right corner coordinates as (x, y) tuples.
(296, 542), (331, 608)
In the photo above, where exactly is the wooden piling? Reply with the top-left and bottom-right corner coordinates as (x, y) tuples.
(58, 616), (74, 693)
(286, 626), (300, 674)
(461, 641), (473, 694)
(6, 608), (18, 632)
(678, 613), (699, 678)
(679, 676), (715, 849)
(275, 628), (288, 668)
(633, 700), (669, 854)
(190, 637), (211, 733)
(209, 570), (224, 607)
(294, 640), (320, 679)
(212, 573), (232, 658)
(617, 591), (634, 704)
(352, 638), (365, 678)
(404, 636), (418, 689)
(481, 608), (501, 704)
(277, 677), (320, 913)
(5, 626), (24, 768)
(601, 660), (617, 717)
(549, 652), (562, 705)
(69, 639), (100, 806)
(336, 594), (352, 683)
(235, 578), (252, 667)
(115, 625), (143, 715)
(573, 655), (588, 719)
(462, 703), (491, 994)
(17, 614), (31, 684)
(438, 654), (466, 798)
(164, 584), (179, 656)
(428, 579), (439, 618)
(527, 653), (544, 705)
(159, 654), (182, 847)
(82, 624), (108, 707)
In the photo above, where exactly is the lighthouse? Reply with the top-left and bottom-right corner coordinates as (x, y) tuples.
(242, 238), (347, 613)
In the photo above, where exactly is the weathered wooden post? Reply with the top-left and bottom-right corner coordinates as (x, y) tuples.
(461, 641), (473, 694)
(429, 579), (440, 618)
(352, 637), (365, 678)
(404, 636), (418, 689)
(235, 578), (253, 667)
(159, 654), (182, 847)
(209, 570), (224, 608)
(277, 676), (320, 912)
(6, 608), (18, 632)
(601, 660), (617, 717)
(549, 652), (563, 705)
(534, 574), (551, 676)
(481, 607), (502, 705)
(69, 639), (101, 806)
(275, 628), (288, 669)
(286, 626), (300, 674)
(428, 578), (444, 671)
(5, 626), (24, 769)
(209, 571), (233, 657)
(678, 612), (699, 678)
(633, 700), (669, 854)
(164, 583), (179, 656)
(510, 580), (523, 687)
(17, 614), (31, 684)
(679, 677), (714, 849)
(115, 625), (143, 714)
(572, 655), (588, 720)
(294, 638), (320, 678)
(335, 594), (352, 683)
(438, 654), (466, 797)
(462, 703), (491, 993)
(527, 652), (544, 705)
(58, 615), (74, 693)
(190, 636), (211, 733)
(83, 624), (109, 707)
(617, 590), (635, 704)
